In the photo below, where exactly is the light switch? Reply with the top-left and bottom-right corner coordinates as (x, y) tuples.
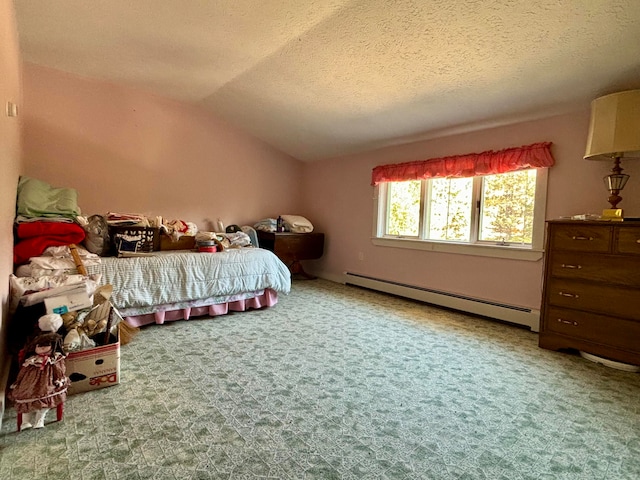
(6, 101), (18, 117)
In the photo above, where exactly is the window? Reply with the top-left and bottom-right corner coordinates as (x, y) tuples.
(381, 167), (542, 240)
(372, 143), (553, 260)
(426, 176), (473, 242)
(479, 169), (537, 244)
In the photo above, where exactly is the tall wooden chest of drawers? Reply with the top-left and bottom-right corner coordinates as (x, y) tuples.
(539, 220), (640, 365)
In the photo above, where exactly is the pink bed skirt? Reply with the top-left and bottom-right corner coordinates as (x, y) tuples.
(123, 289), (279, 328)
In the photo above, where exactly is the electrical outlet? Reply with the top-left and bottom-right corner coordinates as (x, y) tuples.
(358, 252), (364, 261)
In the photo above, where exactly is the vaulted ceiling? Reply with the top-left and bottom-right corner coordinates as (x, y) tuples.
(14, 1), (640, 161)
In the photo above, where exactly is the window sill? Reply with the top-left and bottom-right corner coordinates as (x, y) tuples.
(371, 237), (544, 261)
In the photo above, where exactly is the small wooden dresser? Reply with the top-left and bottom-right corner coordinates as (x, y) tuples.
(539, 220), (640, 365)
(257, 231), (324, 279)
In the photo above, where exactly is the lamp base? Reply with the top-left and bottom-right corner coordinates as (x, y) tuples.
(602, 208), (624, 221)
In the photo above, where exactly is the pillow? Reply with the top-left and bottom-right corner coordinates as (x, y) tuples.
(281, 215), (314, 233)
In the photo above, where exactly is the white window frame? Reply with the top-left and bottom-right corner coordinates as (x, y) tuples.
(372, 168), (548, 261)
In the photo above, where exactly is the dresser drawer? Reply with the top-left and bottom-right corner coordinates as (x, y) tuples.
(272, 234), (324, 260)
(546, 278), (640, 320)
(548, 252), (640, 287)
(541, 221), (640, 363)
(616, 227), (640, 255)
(549, 224), (612, 252)
(545, 306), (640, 351)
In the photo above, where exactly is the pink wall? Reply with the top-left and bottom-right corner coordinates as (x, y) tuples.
(19, 61), (640, 314)
(302, 111), (640, 311)
(21, 63), (303, 229)
(0, 0), (23, 415)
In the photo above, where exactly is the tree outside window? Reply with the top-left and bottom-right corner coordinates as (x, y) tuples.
(381, 169), (539, 247)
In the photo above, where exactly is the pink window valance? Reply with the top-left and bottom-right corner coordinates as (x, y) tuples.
(371, 142), (554, 186)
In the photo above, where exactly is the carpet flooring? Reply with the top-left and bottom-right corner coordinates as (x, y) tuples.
(1, 279), (639, 479)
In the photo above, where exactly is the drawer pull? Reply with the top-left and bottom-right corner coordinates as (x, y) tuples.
(560, 264), (582, 269)
(571, 236), (594, 241)
(558, 291), (579, 298)
(556, 318), (578, 326)
(636, 239), (640, 244)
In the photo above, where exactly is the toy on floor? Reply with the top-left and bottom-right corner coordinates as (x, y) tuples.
(10, 332), (69, 430)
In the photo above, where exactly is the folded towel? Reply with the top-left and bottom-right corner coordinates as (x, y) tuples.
(281, 215), (314, 233)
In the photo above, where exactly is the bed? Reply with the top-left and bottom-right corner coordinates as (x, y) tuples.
(84, 248), (291, 327)
(14, 247), (291, 328)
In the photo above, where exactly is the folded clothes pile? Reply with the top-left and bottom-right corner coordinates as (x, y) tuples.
(254, 218), (277, 232)
(14, 222), (86, 266)
(14, 177), (85, 265)
(253, 215), (314, 233)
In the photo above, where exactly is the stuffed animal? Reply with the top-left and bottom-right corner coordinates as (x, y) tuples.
(9, 332), (69, 430)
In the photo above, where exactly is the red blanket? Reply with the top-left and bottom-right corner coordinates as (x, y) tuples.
(14, 222), (86, 265)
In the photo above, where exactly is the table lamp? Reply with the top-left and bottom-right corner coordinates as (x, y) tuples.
(584, 89), (640, 220)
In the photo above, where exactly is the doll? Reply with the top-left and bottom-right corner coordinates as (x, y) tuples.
(10, 332), (69, 430)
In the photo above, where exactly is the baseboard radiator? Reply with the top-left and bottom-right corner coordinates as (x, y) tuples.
(343, 272), (540, 332)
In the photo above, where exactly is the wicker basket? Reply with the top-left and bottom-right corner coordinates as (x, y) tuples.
(109, 226), (160, 255)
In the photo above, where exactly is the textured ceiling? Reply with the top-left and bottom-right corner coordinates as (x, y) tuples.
(14, 0), (640, 161)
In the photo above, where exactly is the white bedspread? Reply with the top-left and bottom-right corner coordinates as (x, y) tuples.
(85, 248), (291, 311)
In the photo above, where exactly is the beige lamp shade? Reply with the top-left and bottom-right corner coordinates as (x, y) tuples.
(584, 89), (640, 160)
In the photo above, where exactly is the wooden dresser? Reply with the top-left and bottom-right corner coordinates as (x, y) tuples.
(257, 231), (324, 279)
(539, 220), (640, 365)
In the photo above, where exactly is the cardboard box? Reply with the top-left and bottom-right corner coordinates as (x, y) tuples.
(66, 332), (120, 395)
(160, 234), (196, 251)
(44, 289), (92, 314)
(22, 282), (89, 308)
